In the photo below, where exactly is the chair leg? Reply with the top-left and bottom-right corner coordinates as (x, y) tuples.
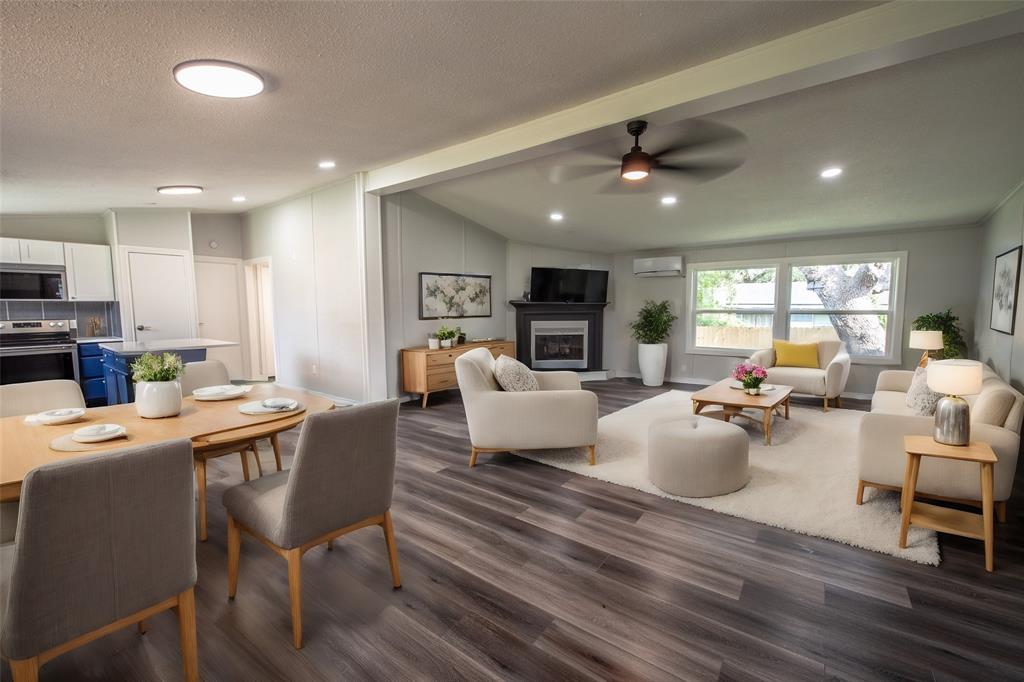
(587, 444), (596, 466)
(194, 459), (208, 542)
(138, 619), (147, 634)
(271, 433), (283, 471)
(382, 510), (402, 588)
(855, 480), (866, 505)
(469, 447), (479, 468)
(823, 397), (829, 412)
(251, 444), (264, 477)
(286, 548), (303, 649)
(835, 396), (843, 409)
(8, 657), (40, 682)
(176, 587), (199, 682)
(326, 539), (333, 551)
(996, 501), (1007, 523)
(227, 516), (240, 599)
(239, 450), (251, 481)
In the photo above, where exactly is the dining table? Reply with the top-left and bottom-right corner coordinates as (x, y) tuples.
(1, 383), (336, 539)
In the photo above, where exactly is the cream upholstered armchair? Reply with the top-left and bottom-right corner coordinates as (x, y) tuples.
(454, 348), (598, 467)
(747, 340), (851, 411)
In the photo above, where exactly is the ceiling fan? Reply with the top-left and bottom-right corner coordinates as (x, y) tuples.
(544, 119), (746, 193)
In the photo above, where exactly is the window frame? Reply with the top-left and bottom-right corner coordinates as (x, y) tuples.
(685, 251), (907, 364)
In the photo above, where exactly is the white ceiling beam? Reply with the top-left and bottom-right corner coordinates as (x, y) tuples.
(365, 1), (1024, 194)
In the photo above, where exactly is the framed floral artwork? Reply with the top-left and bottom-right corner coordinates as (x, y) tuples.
(419, 272), (492, 319)
(990, 245), (1021, 335)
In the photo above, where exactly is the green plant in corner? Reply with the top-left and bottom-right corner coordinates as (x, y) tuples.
(630, 300), (678, 344)
(912, 309), (967, 359)
(130, 352), (184, 383)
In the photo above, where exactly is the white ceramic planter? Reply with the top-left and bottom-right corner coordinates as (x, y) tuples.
(427, 337), (440, 350)
(135, 380), (183, 418)
(440, 339), (453, 349)
(638, 343), (668, 387)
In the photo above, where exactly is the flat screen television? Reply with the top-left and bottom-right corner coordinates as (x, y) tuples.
(529, 267), (608, 303)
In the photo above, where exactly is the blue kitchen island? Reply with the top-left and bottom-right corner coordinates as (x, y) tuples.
(99, 338), (239, 405)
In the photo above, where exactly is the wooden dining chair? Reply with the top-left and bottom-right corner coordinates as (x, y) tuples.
(181, 360), (285, 541)
(224, 399), (401, 649)
(1, 440), (198, 682)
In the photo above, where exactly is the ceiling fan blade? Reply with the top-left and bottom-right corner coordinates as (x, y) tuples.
(649, 121), (747, 160)
(540, 163), (617, 184)
(656, 159), (744, 181)
(596, 175), (658, 194)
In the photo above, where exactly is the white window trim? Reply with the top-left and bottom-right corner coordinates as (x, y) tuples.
(685, 251), (908, 365)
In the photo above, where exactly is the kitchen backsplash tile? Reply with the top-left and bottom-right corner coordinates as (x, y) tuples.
(0, 299), (121, 338)
(42, 301), (76, 320)
(6, 301), (44, 320)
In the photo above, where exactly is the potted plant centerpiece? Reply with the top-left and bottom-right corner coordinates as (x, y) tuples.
(629, 300), (678, 387)
(732, 362), (768, 395)
(131, 352), (184, 418)
(436, 325), (458, 349)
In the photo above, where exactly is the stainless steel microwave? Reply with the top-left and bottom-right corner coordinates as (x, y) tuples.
(0, 265), (67, 300)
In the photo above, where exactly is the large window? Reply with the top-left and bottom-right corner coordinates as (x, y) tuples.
(687, 253), (905, 363)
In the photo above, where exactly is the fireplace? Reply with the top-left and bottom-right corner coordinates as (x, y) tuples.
(531, 320), (588, 369)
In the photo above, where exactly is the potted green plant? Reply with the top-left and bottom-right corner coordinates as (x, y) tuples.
(436, 325), (458, 349)
(912, 309), (967, 359)
(130, 352), (184, 418)
(629, 300), (678, 386)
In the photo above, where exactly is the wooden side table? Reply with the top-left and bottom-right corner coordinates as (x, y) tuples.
(900, 436), (998, 571)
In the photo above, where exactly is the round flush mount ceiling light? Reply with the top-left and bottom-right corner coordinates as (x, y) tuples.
(157, 185), (203, 195)
(232, 195), (246, 202)
(173, 60), (264, 98)
(660, 195), (678, 205)
(820, 166), (843, 179)
(318, 160), (336, 169)
(549, 212), (564, 222)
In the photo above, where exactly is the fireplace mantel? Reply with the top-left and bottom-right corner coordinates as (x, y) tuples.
(509, 300), (608, 371)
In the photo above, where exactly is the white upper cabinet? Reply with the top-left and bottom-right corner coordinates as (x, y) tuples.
(64, 243), (115, 300)
(18, 239), (65, 265)
(1, 237), (22, 262)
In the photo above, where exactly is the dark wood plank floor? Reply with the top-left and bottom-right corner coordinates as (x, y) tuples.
(16, 379), (1024, 681)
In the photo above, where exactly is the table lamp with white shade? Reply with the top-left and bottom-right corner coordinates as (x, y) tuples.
(909, 330), (944, 367)
(927, 359), (984, 446)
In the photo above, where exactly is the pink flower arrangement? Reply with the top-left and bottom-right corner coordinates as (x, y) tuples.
(732, 362), (768, 389)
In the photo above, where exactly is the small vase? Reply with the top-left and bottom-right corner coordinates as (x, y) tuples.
(428, 337), (440, 350)
(746, 386), (761, 396)
(440, 339), (453, 349)
(135, 380), (183, 418)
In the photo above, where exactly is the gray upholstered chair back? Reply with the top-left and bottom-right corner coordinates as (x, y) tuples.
(1, 440), (196, 661)
(179, 359), (231, 395)
(0, 380), (85, 418)
(279, 400), (399, 546)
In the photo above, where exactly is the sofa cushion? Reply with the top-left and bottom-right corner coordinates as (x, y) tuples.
(492, 355), (539, 392)
(766, 366), (825, 395)
(973, 389), (1015, 427)
(773, 340), (819, 369)
(905, 366), (941, 416)
(871, 390), (918, 417)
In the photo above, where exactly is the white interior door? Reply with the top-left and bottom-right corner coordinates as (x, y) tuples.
(126, 250), (194, 341)
(195, 259), (245, 379)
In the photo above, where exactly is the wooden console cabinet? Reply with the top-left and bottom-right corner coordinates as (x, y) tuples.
(402, 340), (515, 407)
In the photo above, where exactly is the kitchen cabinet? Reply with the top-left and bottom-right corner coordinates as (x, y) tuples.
(77, 342), (108, 407)
(64, 242), (115, 300)
(0, 238), (20, 263)
(18, 239), (65, 265)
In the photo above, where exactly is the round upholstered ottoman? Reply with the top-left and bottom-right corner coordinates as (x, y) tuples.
(648, 417), (749, 497)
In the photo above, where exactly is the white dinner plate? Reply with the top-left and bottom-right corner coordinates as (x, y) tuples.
(193, 385), (249, 401)
(728, 381), (776, 392)
(35, 407), (87, 425)
(72, 423), (126, 443)
(239, 398), (301, 415)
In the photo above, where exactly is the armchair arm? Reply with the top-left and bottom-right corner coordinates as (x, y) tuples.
(466, 389), (598, 450)
(748, 349), (774, 367)
(875, 370), (914, 393)
(533, 371), (582, 391)
(824, 349), (851, 399)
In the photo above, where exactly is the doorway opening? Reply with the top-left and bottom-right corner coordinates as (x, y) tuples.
(244, 258), (277, 380)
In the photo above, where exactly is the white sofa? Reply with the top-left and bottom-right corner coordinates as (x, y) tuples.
(454, 348), (598, 467)
(747, 341), (851, 411)
(857, 365), (1023, 519)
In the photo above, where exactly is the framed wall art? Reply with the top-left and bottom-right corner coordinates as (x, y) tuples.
(990, 245), (1021, 335)
(419, 272), (492, 319)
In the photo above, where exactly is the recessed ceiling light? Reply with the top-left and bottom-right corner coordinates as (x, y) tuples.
(173, 60), (264, 98)
(660, 196), (678, 205)
(232, 195), (246, 202)
(157, 185), (203, 195)
(318, 160), (336, 169)
(549, 212), (564, 222)
(820, 167), (843, 179)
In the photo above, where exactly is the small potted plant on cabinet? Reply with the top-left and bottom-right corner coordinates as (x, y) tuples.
(131, 352), (184, 418)
(436, 325), (458, 349)
(629, 300), (678, 387)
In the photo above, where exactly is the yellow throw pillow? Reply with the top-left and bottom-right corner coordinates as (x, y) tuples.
(773, 340), (819, 369)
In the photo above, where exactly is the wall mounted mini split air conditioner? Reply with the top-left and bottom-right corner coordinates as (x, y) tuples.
(633, 256), (683, 278)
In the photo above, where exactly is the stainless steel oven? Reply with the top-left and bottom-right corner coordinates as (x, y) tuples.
(0, 265), (67, 300)
(0, 320), (79, 385)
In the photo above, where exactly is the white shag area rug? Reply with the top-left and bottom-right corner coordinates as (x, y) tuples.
(518, 390), (940, 565)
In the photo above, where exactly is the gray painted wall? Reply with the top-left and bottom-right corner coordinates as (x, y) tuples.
(974, 183), (1024, 388)
(0, 214), (107, 244)
(113, 209), (192, 250)
(191, 213), (243, 258)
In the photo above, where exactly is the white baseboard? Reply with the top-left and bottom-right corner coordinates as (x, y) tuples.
(272, 381), (360, 407)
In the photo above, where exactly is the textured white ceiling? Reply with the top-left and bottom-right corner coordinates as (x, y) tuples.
(0, 0), (877, 213)
(418, 35), (1024, 252)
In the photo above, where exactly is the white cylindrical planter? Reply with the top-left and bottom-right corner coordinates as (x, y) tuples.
(427, 337), (440, 350)
(638, 343), (668, 387)
(440, 339), (453, 349)
(135, 380), (183, 418)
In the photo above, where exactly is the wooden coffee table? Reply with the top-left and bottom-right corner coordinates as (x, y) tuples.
(691, 379), (793, 445)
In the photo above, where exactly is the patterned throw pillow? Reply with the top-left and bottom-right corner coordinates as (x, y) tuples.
(905, 366), (941, 416)
(493, 355), (539, 392)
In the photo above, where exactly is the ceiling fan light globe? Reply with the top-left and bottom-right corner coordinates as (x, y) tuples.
(620, 150), (652, 181)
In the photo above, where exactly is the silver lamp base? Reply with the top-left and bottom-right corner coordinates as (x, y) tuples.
(934, 395), (970, 446)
